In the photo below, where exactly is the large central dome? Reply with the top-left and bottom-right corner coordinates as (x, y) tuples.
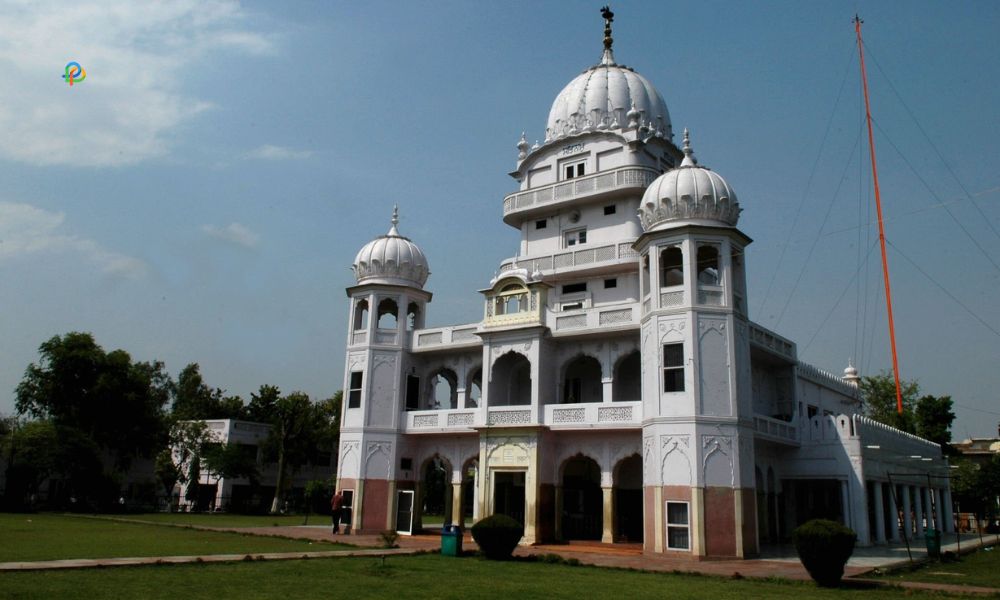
(545, 48), (672, 143)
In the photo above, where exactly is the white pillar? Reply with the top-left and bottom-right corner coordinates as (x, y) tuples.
(914, 488), (925, 537)
(923, 487), (934, 531)
(601, 486), (614, 543)
(934, 489), (944, 531)
(873, 482), (887, 544)
(943, 488), (955, 534)
(602, 377), (613, 403)
(902, 485), (913, 540)
(887, 483), (900, 542)
(840, 480), (851, 528)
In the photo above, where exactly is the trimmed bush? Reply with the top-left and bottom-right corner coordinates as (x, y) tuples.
(470, 514), (524, 560)
(793, 519), (857, 587)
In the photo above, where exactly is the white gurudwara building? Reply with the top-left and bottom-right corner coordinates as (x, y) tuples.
(334, 11), (951, 558)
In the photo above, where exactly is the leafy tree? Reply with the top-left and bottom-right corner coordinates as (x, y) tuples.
(245, 384), (281, 423)
(951, 456), (1000, 524)
(202, 442), (259, 484)
(171, 363), (245, 420)
(859, 372), (921, 433)
(15, 332), (170, 473)
(3, 420), (59, 506)
(914, 395), (956, 448)
(154, 449), (181, 502)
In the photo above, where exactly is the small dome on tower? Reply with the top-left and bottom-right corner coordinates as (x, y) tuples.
(352, 206), (429, 288)
(638, 130), (741, 232)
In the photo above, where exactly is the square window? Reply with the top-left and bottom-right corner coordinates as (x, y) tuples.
(604, 278), (617, 289)
(604, 204), (616, 215)
(564, 229), (587, 248)
(536, 219), (547, 229)
(348, 371), (364, 408)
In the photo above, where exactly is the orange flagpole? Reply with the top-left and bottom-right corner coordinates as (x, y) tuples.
(854, 15), (904, 415)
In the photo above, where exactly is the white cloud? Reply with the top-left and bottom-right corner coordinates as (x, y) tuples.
(0, 201), (146, 277)
(201, 222), (260, 248)
(0, 0), (275, 167)
(246, 144), (313, 161)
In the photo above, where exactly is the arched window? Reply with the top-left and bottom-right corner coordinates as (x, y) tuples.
(489, 352), (531, 406)
(407, 302), (421, 331)
(353, 299), (369, 330)
(696, 244), (720, 285)
(428, 368), (458, 409)
(640, 254), (650, 295)
(660, 246), (684, 287)
(562, 355), (602, 404)
(467, 368), (482, 408)
(494, 283), (528, 316)
(377, 298), (398, 329)
(613, 351), (641, 402)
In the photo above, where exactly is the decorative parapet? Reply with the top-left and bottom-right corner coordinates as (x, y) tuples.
(544, 401), (642, 428)
(748, 321), (796, 361)
(797, 361), (858, 399)
(403, 408), (479, 432)
(547, 304), (638, 333)
(753, 414), (799, 445)
(411, 324), (481, 350)
(498, 242), (638, 276)
(799, 413), (942, 459)
(503, 166), (659, 217)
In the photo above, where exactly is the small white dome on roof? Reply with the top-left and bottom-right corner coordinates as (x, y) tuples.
(353, 206), (429, 288)
(638, 130), (741, 232)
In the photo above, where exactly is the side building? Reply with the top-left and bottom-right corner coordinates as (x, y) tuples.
(334, 16), (951, 557)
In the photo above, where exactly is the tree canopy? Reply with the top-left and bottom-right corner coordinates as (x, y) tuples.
(859, 372), (955, 446)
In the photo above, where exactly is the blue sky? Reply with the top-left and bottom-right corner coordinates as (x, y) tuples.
(1, 0), (998, 440)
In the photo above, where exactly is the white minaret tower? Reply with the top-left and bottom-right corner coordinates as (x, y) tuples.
(633, 131), (757, 557)
(337, 206), (431, 534)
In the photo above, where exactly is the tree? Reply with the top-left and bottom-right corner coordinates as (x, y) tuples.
(15, 332), (170, 474)
(914, 395), (956, 449)
(859, 372), (921, 433)
(202, 442), (259, 485)
(171, 363), (245, 421)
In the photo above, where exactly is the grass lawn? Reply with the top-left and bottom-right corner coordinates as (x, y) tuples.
(0, 514), (350, 562)
(0, 554), (963, 600)
(880, 546), (1000, 589)
(113, 512), (319, 529)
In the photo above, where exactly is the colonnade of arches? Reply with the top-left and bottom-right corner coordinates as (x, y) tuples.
(486, 349), (642, 408)
(411, 451), (643, 544)
(353, 296), (424, 331)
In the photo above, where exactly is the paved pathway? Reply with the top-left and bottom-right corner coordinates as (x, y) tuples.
(3, 518), (999, 596)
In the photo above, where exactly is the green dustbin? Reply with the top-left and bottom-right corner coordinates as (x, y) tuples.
(925, 528), (941, 558)
(441, 524), (462, 557)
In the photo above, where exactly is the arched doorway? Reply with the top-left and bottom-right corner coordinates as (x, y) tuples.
(461, 456), (479, 526)
(562, 355), (602, 404)
(489, 352), (531, 406)
(420, 455), (451, 530)
(561, 455), (602, 540)
(614, 454), (643, 542)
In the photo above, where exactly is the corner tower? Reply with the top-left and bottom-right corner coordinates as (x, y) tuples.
(338, 206), (431, 534)
(634, 132), (757, 557)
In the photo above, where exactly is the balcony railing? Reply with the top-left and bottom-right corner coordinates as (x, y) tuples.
(503, 166), (660, 216)
(749, 322), (796, 361)
(499, 242), (639, 275)
(547, 305), (639, 332)
(544, 401), (642, 428)
(412, 324), (480, 350)
(403, 408), (479, 432)
(753, 414), (799, 445)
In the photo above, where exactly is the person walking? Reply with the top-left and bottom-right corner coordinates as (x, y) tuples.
(331, 490), (344, 534)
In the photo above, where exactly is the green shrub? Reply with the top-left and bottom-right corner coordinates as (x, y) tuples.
(470, 514), (524, 560)
(792, 519), (857, 587)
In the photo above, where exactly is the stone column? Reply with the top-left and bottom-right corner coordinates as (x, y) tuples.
(887, 483), (900, 542)
(943, 488), (955, 533)
(914, 487), (925, 536)
(451, 483), (463, 527)
(902, 485), (913, 540)
(602, 377), (613, 403)
(602, 486), (615, 543)
(840, 480), (851, 528)
(873, 481), (887, 544)
(923, 487), (934, 532)
(934, 489), (945, 531)
(554, 485), (563, 541)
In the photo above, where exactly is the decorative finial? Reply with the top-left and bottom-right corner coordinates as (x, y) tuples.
(517, 131), (529, 160)
(391, 204), (399, 227)
(601, 6), (614, 50)
(600, 6), (616, 65)
(681, 128), (696, 166)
